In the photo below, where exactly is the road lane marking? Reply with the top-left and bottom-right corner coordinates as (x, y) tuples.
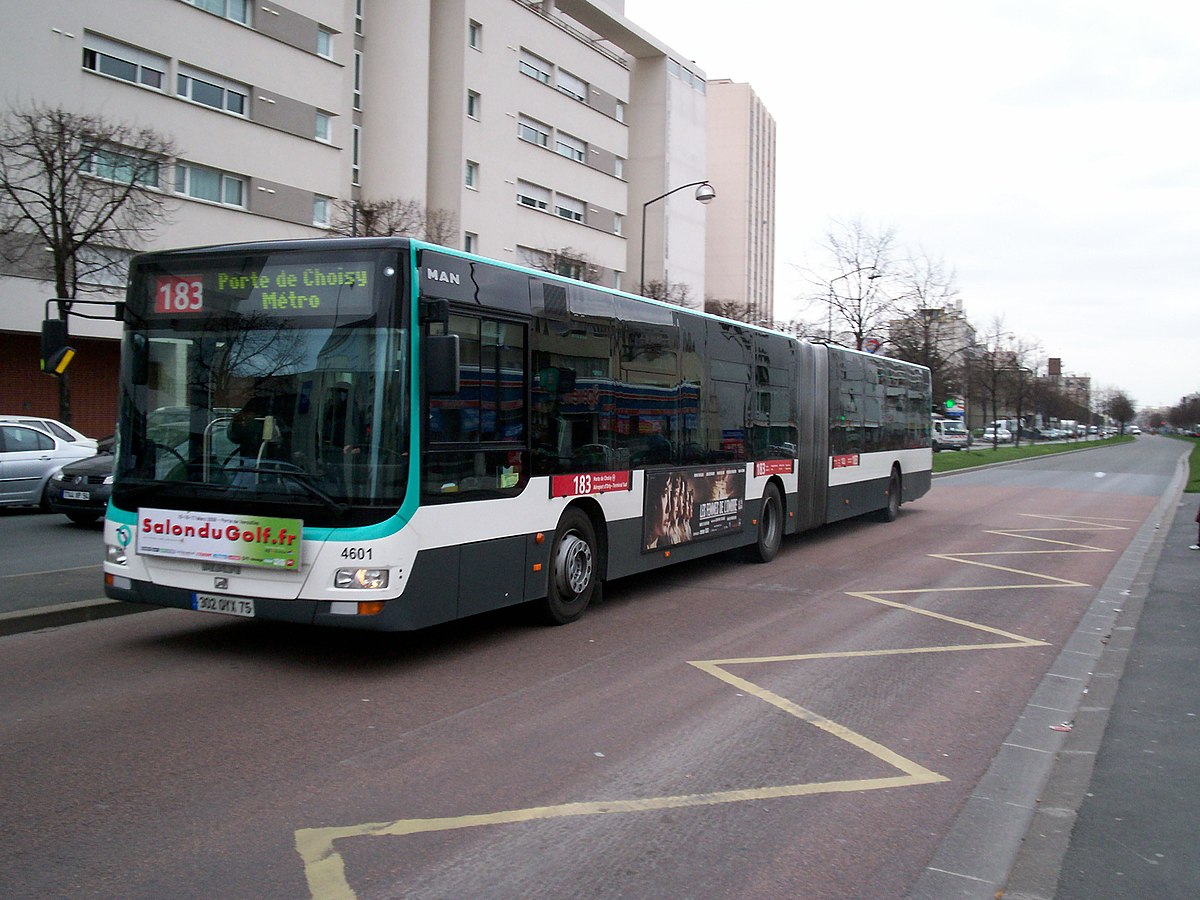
(295, 513), (1127, 898)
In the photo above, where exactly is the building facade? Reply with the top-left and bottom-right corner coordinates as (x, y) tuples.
(0, 0), (748, 435)
(704, 80), (776, 324)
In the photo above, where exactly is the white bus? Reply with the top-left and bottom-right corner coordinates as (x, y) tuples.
(103, 239), (932, 629)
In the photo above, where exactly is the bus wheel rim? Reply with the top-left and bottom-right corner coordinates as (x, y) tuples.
(555, 533), (593, 596)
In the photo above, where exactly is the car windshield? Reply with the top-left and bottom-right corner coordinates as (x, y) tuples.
(113, 248), (409, 528)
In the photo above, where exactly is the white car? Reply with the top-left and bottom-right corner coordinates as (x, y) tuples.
(981, 426), (1013, 444)
(0, 423), (97, 508)
(0, 415), (98, 449)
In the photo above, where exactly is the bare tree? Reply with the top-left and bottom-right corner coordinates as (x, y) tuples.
(887, 250), (970, 403)
(1106, 391), (1137, 432)
(524, 247), (603, 284)
(705, 297), (772, 327)
(799, 218), (901, 350)
(330, 197), (458, 244)
(0, 103), (176, 299)
(642, 280), (693, 306)
(0, 103), (176, 421)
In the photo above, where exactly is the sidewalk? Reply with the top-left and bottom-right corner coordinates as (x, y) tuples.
(1002, 495), (1200, 898)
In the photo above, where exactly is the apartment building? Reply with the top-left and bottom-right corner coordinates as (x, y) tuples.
(704, 80), (776, 324)
(0, 0), (719, 434)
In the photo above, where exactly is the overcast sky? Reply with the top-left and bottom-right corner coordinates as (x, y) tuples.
(622, 0), (1199, 410)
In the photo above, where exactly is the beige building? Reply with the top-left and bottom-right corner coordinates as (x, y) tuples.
(704, 80), (776, 323)
(0, 0), (760, 432)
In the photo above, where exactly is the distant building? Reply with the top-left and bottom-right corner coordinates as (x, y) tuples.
(703, 80), (776, 323)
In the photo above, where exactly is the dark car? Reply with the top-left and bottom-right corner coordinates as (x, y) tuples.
(46, 447), (113, 525)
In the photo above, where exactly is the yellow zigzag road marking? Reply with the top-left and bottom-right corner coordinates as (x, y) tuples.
(294, 514), (1127, 899)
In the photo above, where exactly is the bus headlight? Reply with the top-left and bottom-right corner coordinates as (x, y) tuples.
(106, 544), (128, 566)
(335, 568), (389, 590)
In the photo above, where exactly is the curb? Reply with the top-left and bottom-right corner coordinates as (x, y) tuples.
(0, 596), (149, 637)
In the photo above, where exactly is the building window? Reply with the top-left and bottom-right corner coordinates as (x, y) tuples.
(355, 0), (363, 36)
(517, 115), (550, 148)
(555, 131), (585, 163)
(184, 0), (249, 24)
(464, 232), (477, 254)
(315, 112), (332, 142)
(615, 101), (625, 123)
(317, 27), (333, 58)
(516, 181), (549, 211)
(177, 67), (248, 115)
(352, 125), (361, 185)
(468, 20), (481, 50)
(613, 213), (623, 235)
(82, 34), (166, 90)
(467, 90), (480, 120)
(556, 69), (588, 102)
(82, 146), (161, 188)
(175, 162), (245, 207)
(555, 194), (584, 223)
(353, 51), (363, 110)
(519, 50), (551, 85)
(465, 160), (479, 189)
(313, 196), (331, 227)
(614, 157), (624, 179)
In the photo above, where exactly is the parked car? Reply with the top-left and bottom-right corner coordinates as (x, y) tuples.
(0, 415), (98, 450)
(0, 423), (97, 509)
(1129, 425), (1141, 435)
(47, 443), (114, 525)
(981, 426), (1013, 444)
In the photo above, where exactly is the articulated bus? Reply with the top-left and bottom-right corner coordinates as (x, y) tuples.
(103, 238), (932, 630)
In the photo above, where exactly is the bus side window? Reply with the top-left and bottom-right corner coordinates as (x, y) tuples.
(423, 313), (528, 502)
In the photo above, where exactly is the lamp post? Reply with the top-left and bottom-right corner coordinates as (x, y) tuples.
(826, 265), (880, 344)
(639, 180), (716, 295)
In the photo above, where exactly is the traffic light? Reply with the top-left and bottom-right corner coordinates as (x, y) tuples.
(40, 318), (75, 376)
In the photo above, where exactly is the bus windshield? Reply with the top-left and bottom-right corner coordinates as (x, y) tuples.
(112, 247), (409, 528)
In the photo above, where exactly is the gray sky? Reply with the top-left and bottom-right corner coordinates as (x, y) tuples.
(623, 0), (1199, 410)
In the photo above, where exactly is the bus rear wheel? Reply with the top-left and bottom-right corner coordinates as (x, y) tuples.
(879, 469), (901, 522)
(539, 508), (599, 625)
(752, 484), (783, 563)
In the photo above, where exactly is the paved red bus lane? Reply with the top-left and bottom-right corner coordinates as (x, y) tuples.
(0, 439), (1181, 899)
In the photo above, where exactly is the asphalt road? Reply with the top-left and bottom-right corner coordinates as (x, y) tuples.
(0, 437), (1187, 899)
(0, 507), (105, 612)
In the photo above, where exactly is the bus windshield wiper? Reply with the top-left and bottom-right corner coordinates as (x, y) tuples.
(231, 466), (350, 515)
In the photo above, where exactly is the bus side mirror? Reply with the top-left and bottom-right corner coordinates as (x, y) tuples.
(426, 334), (460, 396)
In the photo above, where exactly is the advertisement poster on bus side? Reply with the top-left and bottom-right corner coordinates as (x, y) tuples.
(643, 466), (744, 552)
(136, 508), (303, 569)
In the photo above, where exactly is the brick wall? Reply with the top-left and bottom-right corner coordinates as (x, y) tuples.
(0, 331), (120, 438)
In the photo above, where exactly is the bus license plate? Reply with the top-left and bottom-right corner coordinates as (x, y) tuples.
(192, 593), (255, 618)
(63, 490), (90, 501)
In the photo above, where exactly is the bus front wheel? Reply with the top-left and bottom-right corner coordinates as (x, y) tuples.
(539, 508), (599, 625)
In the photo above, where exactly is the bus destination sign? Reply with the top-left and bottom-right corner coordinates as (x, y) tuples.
(153, 262), (373, 317)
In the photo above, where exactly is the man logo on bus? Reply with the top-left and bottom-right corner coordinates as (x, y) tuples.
(425, 268), (461, 285)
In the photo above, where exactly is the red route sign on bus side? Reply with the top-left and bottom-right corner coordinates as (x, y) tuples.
(550, 471), (632, 499)
(754, 459), (794, 477)
(832, 454), (861, 469)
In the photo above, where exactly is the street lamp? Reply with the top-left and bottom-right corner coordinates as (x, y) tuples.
(826, 265), (880, 344)
(639, 180), (716, 294)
